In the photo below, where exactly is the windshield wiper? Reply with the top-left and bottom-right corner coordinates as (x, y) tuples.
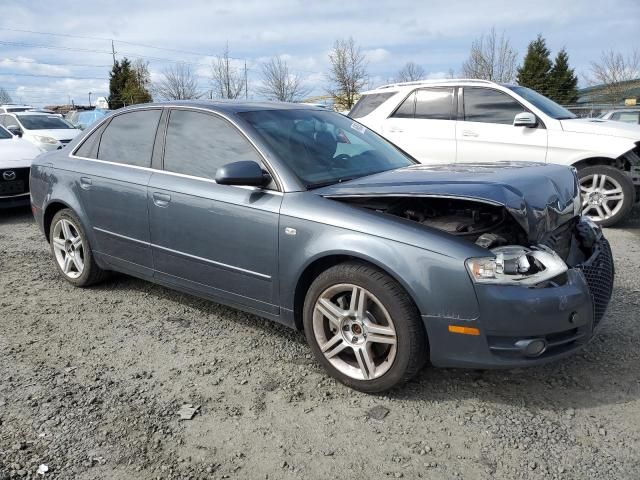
(306, 177), (359, 190)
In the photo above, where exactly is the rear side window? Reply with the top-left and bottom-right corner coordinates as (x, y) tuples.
(463, 88), (525, 125)
(392, 92), (416, 118)
(97, 109), (161, 167)
(415, 88), (454, 120)
(349, 92), (396, 118)
(163, 110), (262, 180)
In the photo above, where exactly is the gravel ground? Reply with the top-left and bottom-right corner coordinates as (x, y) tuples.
(1, 206), (639, 480)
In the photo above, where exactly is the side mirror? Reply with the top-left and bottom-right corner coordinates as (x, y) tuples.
(215, 160), (271, 187)
(7, 125), (22, 137)
(513, 112), (537, 128)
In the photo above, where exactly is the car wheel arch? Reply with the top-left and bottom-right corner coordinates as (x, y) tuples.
(43, 201), (74, 242)
(292, 252), (424, 334)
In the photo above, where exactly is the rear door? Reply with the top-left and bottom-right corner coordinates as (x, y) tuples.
(148, 108), (282, 314)
(456, 87), (547, 163)
(381, 87), (456, 163)
(72, 108), (161, 278)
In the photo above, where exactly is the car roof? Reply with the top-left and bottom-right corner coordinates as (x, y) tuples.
(116, 100), (320, 114)
(9, 111), (61, 116)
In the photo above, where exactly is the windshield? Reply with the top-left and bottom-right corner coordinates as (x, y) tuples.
(506, 86), (576, 120)
(0, 126), (12, 139)
(239, 109), (414, 188)
(18, 115), (75, 130)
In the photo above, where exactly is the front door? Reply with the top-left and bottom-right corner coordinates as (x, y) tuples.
(381, 87), (457, 164)
(456, 87), (547, 163)
(148, 109), (282, 314)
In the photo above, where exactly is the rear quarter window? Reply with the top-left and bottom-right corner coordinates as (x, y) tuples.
(349, 92), (396, 118)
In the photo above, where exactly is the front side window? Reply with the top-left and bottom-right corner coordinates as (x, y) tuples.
(97, 109), (161, 167)
(16, 115), (74, 130)
(505, 85), (576, 120)
(240, 109), (414, 188)
(349, 92), (397, 118)
(415, 88), (454, 120)
(0, 125), (12, 139)
(463, 88), (526, 125)
(615, 111), (640, 124)
(163, 110), (262, 180)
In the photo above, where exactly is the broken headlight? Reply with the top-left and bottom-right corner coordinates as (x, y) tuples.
(466, 245), (568, 286)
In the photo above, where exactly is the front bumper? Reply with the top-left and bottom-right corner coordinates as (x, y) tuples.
(425, 226), (614, 369)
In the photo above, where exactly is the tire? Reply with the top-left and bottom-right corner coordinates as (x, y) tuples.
(49, 208), (106, 287)
(303, 261), (427, 393)
(578, 165), (634, 227)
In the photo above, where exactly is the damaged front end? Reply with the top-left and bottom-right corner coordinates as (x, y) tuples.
(327, 194), (614, 328)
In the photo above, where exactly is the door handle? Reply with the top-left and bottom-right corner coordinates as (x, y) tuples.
(80, 176), (92, 189)
(462, 130), (479, 137)
(388, 128), (404, 133)
(152, 192), (171, 207)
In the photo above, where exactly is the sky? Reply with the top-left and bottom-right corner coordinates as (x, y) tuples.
(0, 0), (638, 107)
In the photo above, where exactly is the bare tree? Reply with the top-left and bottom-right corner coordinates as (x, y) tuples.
(258, 57), (310, 102)
(154, 63), (202, 100)
(211, 43), (245, 99)
(327, 37), (368, 110)
(587, 49), (640, 103)
(447, 68), (456, 79)
(0, 87), (12, 103)
(395, 62), (425, 82)
(461, 27), (517, 83)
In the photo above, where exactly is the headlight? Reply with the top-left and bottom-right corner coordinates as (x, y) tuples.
(32, 135), (59, 145)
(466, 245), (568, 286)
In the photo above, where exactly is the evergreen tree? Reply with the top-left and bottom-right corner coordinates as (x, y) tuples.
(108, 58), (152, 109)
(517, 35), (553, 95)
(549, 48), (579, 104)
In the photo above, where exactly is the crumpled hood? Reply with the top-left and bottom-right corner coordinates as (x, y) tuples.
(315, 162), (580, 242)
(0, 137), (43, 169)
(560, 118), (640, 140)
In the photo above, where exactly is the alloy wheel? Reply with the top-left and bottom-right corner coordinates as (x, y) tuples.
(580, 173), (624, 222)
(52, 218), (85, 279)
(312, 283), (397, 381)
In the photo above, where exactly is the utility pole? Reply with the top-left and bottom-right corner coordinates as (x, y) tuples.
(88, 92), (92, 107)
(244, 60), (248, 99)
(111, 40), (117, 66)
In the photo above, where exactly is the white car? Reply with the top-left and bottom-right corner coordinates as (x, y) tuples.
(0, 111), (80, 152)
(351, 79), (640, 226)
(0, 125), (42, 208)
(0, 104), (33, 113)
(599, 109), (640, 125)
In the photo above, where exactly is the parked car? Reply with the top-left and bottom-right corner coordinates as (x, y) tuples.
(351, 79), (640, 227)
(0, 125), (42, 208)
(65, 109), (111, 130)
(0, 104), (33, 113)
(30, 102), (614, 392)
(0, 111), (80, 151)
(598, 109), (640, 125)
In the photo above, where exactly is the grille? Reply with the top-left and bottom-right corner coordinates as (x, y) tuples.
(576, 239), (614, 326)
(0, 167), (30, 197)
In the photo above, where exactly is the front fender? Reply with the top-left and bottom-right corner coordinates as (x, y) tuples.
(279, 215), (480, 322)
(547, 130), (637, 166)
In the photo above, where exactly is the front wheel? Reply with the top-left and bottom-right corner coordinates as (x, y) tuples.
(578, 165), (634, 227)
(303, 262), (427, 393)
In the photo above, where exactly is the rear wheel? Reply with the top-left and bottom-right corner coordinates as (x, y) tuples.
(303, 261), (427, 393)
(49, 209), (106, 287)
(578, 165), (634, 227)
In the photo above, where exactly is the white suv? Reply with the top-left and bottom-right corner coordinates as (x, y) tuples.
(351, 79), (640, 226)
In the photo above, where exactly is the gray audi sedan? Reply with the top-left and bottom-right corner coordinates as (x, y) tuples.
(30, 101), (614, 392)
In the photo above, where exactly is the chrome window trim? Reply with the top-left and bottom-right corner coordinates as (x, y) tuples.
(93, 226), (271, 280)
(70, 104), (284, 192)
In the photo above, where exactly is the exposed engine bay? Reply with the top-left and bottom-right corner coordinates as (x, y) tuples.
(336, 196), (528, 249)
(333, 196), (602, 287)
